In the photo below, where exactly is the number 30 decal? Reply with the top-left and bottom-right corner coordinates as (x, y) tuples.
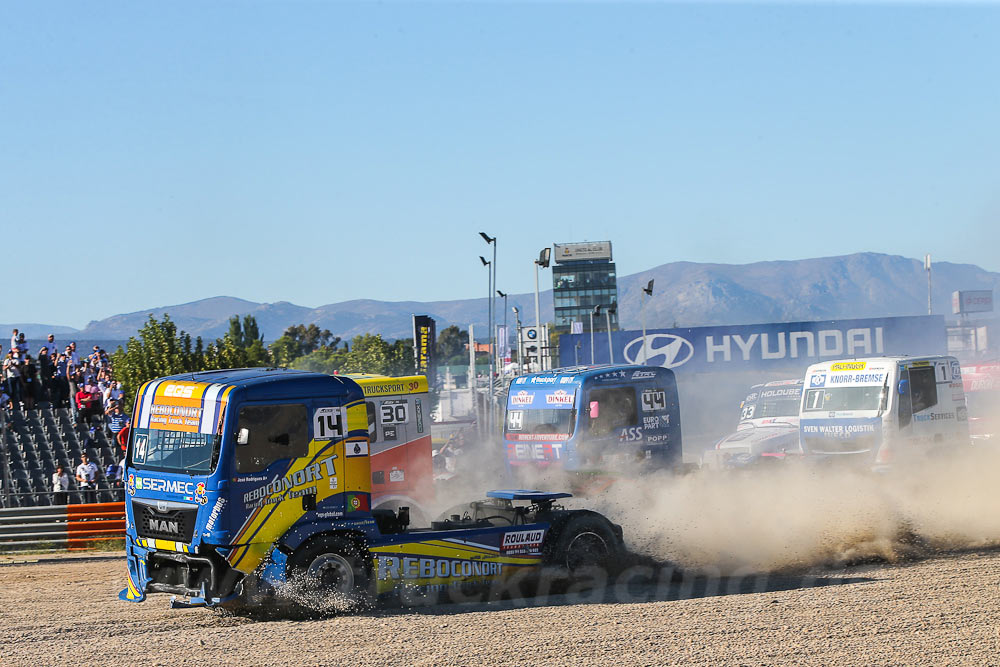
(380, 400), (409, 424)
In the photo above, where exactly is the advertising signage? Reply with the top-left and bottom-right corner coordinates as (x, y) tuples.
(412, 315), (436, 383)
(952, 290), (993, 315)
(553, 241), (612, 263)
(559, 315), (946, 374)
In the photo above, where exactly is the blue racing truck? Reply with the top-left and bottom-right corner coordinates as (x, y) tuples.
(119, 368), (624, 609)
(504, 365), (682, 474)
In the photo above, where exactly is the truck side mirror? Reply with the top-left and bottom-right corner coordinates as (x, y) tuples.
(897, 380), (909, 396)
(589, 401), (600, 419)
(236, 428), (250, 445)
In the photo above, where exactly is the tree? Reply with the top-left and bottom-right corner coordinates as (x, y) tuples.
(290, 346), (345, 375)
(205, 315), (270, 368)
(436, 325), (469, 365)
(111, 314), (206, 408)
(112, 314), (273, 408)
(270, 324), (339, 367)
(388, 337), (416, 376)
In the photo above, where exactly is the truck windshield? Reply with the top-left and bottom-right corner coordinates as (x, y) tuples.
(130, 428), (221, 474)
(803, 387), (884, 412)
(505, 408), (576, 436)
(743, 397), (800, 420)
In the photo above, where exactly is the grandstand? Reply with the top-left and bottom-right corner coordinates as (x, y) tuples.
(1, 408), (122, 507)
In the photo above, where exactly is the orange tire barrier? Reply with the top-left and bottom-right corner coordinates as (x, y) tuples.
(0, 501), (126, 552)
(67, 502), (126, 549)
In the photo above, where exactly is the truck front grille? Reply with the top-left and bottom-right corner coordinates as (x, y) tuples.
(132, 499), (198, 543)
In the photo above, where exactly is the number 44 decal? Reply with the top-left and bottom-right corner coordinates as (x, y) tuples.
(314, 406), (344, 440)
(641, 389), (666, 412)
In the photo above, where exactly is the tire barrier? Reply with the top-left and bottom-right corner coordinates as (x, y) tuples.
(0, 502), (125, 553)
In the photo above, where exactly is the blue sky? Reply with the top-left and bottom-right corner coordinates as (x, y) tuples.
(4, 2), (999, 328)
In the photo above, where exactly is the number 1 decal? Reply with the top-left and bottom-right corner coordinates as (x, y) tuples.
(314, 406), (344, 440)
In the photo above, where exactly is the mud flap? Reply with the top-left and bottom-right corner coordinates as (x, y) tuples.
(258, 548), (289, 588)
(119, 546), (147, 603)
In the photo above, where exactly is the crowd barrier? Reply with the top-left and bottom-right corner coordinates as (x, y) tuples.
(0, 502), (125, 553)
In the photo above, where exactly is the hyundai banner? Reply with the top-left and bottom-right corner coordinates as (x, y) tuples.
(559, 315), (946, 374)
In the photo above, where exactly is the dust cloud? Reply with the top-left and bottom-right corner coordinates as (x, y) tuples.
(427, 416), (1000, 577)
(590, 445), (1000, 575)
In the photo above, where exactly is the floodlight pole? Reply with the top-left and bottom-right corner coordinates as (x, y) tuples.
(534, 248), (551, 369)
(640, 279), (654, 365)
(605, 304), (615, 364)
(591, 304), (601, 365)
(480, 233), (497, 436)
(925, 253), (932, 315)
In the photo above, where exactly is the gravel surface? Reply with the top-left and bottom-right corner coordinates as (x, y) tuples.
(3, 551), (1000, 666)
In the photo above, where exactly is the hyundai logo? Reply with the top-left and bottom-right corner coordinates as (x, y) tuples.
(623, 334), (695, 369)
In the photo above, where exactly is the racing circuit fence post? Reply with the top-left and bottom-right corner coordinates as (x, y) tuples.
(0, 501), (126, 552)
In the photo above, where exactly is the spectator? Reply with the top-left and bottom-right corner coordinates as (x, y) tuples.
(46, 333), (57, 355)
(75, 454), (98, 504)
(9, 329), (19, 355)
(52, 465), (70, 505)
(81, 361), (96, 388)
(68, 341), (80, 367)
(106, 402), (130, 439)
(66, 351), (79, 421)
(88, 381), (104, 417)
(3, 350), (23, 408)
(101, 378), (113, 405)
(105, 460), (121, 491)
(116, 422), (130, 453)
(37, 346), (54, 404)
(54, 352), (70, 408)
(75, 383), (95, 423)
(16, 332), (28, 360)
(22, 353), (38, 410)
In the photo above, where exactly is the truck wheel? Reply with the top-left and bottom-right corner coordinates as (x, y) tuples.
(288, 536), (371, 612)
(550, 515), (620, 576)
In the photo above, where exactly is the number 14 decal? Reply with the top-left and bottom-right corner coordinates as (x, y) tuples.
(314, 406), (344, 440)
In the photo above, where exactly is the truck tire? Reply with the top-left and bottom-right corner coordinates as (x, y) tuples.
(287, 535), (372, 612)
(547, 514), (620, 576)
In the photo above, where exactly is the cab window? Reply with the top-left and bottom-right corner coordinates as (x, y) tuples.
(909, 366), (938, 413)
(236, 404), (309, 473)
(588, 387), (638, 435)
(365, 401), (379, 443)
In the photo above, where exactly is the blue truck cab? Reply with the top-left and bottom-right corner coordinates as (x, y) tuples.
(504, 365), (682, 473)
(120, 368), (624, 609)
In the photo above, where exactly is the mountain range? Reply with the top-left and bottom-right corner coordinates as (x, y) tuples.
(10, 253), (999, 342)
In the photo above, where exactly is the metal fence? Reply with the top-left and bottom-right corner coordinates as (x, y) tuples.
(0, 501), (126, 553)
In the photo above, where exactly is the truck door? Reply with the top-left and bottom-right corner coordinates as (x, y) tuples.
(583, 385), (639, 463)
